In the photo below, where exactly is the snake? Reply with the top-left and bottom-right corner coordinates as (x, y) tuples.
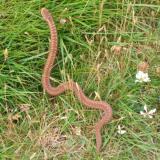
(41, 8), (112, 152)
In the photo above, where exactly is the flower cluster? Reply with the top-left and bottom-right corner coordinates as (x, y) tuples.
(117, 104), (157, 135)
(135, 71), (151, 83)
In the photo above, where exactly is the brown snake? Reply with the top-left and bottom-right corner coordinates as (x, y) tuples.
(41, 8), (112, 152)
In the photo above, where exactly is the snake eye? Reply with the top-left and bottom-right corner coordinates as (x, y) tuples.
(41, 8), (52, 21)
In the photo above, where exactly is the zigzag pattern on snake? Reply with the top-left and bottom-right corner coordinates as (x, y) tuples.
(41, 7), (112, 152)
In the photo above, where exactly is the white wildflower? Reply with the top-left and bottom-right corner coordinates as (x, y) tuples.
(135, 71), (151, 83)
(117, 125), (126, 135)
(140, 104), (156, 118)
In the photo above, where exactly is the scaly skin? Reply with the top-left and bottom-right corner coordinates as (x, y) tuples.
(41, 8), (112, 152)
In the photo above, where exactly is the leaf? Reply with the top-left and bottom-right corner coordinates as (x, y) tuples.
(72, 126), (81, 136)
(8, 113), (21, 122)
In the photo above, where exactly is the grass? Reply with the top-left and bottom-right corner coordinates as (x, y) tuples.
(0, 0), (160, 159)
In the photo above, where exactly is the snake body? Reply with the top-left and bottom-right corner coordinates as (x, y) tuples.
(41, 8), (112, 152)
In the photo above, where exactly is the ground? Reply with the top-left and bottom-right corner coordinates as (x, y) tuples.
(0, 1), (160, 160)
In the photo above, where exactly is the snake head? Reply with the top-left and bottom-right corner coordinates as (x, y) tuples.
(41, 8), (53, 22)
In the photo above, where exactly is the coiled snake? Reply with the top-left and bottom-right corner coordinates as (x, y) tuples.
(41, 8), (112, 152)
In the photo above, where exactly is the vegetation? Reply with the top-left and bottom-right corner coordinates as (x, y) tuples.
(0, 0), (160, 159)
